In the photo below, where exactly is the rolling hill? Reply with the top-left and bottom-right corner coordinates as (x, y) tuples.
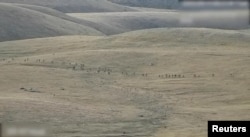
(0, 0), (135, 13)
(69, 11), (179, 35)
(110, 28), (250, 46)
(1, 1), (248, 40)
(0, 28), (249, 137)
(0, 3), (103, 42)
(69, 10), (249, 35)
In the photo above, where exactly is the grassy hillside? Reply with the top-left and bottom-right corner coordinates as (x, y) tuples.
(0, 0), (135, 12)
(0, 28), (249, 137)
(0, 3), (103, 42)
(112, 28), (250, 45)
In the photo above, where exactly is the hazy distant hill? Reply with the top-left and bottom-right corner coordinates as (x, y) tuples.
(15, 4), (115, 34)
(69, 12), (179, 35)
(108, 0), (179, 9)
(0, 3), (103, 42)
(0, 0), (135, 13)
(69, 11), (249, 35)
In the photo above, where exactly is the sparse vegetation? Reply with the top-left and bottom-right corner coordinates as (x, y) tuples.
(0, 1), (249, 137)
(0, 29), (249, 137)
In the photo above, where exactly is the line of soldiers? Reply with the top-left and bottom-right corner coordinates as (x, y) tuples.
(159, 74), (185, 78)
(0, 57), (233, 79)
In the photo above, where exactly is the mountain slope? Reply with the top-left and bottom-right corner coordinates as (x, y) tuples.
(0, 3), (103, 42)
(0, 0), (135, 13)
(15, 4), (123, 35)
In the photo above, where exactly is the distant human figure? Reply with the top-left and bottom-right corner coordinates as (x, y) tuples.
(81, 64), (84, 70)
(80, 66), (84, 70)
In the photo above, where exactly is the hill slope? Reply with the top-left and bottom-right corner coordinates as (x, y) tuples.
(111, 28), (250, 45)
(69, 12), (179, 35)
(15, 4), (124, 35)
(0, 0), (135, 13)
(0, 28), (249, 137)
(0, 3), (103, 42)
(69, 11), (249, 35)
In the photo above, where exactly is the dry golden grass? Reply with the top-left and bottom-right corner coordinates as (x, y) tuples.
(0, 28), (249, 137)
